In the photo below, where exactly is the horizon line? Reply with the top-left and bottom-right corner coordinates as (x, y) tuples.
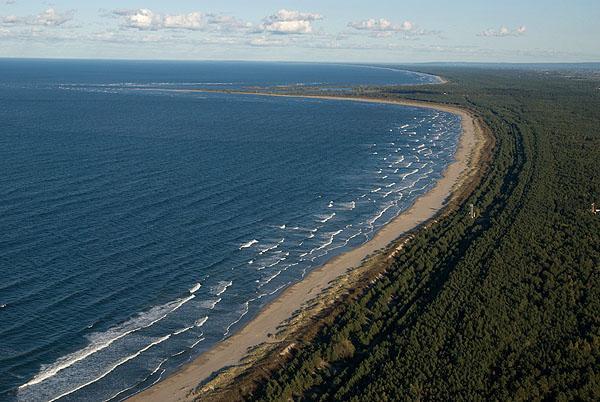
(0, 56), (599, 65)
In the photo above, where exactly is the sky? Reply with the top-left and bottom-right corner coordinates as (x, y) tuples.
(0, 0), (599, 62)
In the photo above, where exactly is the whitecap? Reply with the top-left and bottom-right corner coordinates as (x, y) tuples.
(45, 335), (172, 402)
(337, 201), (356, 210)
(313, 229), (343, 252)
(258, 270), (283, 288)
(318, 212), (336, 223)
(258, 238), (285, 255)
(190, 337), (206, 348)
(224, 302), (250, 336)
(199, 298), (221, 309)
(401, 169), (419, 180)
(239, 239), (258, 250)
(173, 325), (194, 336)
(195, 316), (209, 327)
(368, 203), (395, 226)
(19, 294), (195, 389)
(211, 281), (232, 296)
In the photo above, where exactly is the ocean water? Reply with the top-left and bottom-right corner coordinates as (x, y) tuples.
(0, 60), (460, 401)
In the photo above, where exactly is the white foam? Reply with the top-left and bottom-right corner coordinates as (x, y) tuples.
(195, 316), (209, 327)
(371, 187), (382, 193)
(173, 325), (195, 336)
(318, 213), (336, 223)
(313, 229), (343, 252)
(189, 283), (202, 294)
(101, 358), (168, 402)
(268, 282), (289, 295)
(262, 270), (282, 286)
(224, 302), (250, 336)
(199, 298), (221, 309)
(401, 169), (419, 180)
(337, 201), (356, 210)
(268, 253), (289, 268)
(258, 238), (284, 255)
(19, 294), (195, 389)
(211, 281), (233, 296)
(47, 335), (171, 402)
(368, 203), (395, 226)
(190, 337), (206, 348)
(239, 239), (258, 249)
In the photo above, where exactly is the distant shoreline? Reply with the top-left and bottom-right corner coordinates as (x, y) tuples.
(130, 93), (486, 402)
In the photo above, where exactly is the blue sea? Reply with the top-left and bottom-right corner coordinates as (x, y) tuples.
(0, 60), (460, 401)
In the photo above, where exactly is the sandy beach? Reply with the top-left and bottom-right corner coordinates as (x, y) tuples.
(130, 94), (485, 402)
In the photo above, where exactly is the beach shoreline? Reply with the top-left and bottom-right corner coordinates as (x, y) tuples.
(129, 93), (486, 402)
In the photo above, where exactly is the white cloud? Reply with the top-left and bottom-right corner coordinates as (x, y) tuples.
(348, 18), (436, 38)
(1, 8), (73, 27)
(206, 14), (252, 31)
(260, 9), (322, 34)
(163, 12), (204, 30)
(478, 25), (526, 37)
(113, 9), (205, 31)
(1, 15), (18, 24)
(35, 8), (74, 26)
(264, 20), (312, 34)
(269, 9), (322, 22)
(111, 9), (254, 33)
(112, 9), (165, 30)
(349, 18), (413, 32)
(248, 35), (287, 47)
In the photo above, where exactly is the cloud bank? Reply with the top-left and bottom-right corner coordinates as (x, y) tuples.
(1, 8), (73, 27)
(479, 25), (526, 37)
(260, 9), (323, 34)
(112, 9), (205, 31)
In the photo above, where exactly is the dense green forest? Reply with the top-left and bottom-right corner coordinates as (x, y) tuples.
(202, 67), (600, 401)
